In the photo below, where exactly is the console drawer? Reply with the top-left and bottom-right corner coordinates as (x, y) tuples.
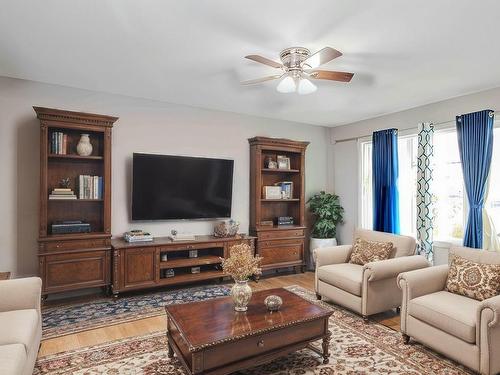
(258, 229), (305, 240)
(41, 238), (110, 252)
(258, 239), (303, 265)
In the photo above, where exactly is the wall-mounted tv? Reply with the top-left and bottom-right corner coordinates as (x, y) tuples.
(132, 153), (234, 220)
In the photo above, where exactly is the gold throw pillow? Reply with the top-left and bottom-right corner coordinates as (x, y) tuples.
(349, 237), (393, 266)
(446, 254), (500, 301)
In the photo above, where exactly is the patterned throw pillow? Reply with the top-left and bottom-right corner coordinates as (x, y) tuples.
(349, 238), (394, 266)
(446, 254), (500, 301)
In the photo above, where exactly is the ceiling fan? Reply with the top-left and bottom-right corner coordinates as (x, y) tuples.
(242, 46), (354, 95)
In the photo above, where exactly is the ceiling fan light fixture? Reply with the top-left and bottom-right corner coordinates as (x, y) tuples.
(297, 77), (317, 95)
(276, 74), (296, 93)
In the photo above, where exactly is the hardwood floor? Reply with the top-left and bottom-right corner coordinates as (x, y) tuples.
(39, 271), (400, 357)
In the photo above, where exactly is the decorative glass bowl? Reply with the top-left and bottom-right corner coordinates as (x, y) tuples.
(264, 295), (283, 312)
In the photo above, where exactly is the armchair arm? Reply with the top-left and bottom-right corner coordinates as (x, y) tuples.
(314, 245), (352, 268)
(0, 277), (42, 314)
(479, 295), (500, 375)
(397, 265), (448, 334)
(363, 255), (430, 282)
(397, 265), (449, 299)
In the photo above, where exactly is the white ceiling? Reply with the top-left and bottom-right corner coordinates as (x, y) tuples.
(1, 1), (500, 127)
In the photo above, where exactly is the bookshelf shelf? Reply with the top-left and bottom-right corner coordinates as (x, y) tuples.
(48, 199), (104, 202)
(48, 154), (104, 160)
(261, 168), (300, 173)
(36, 106), (118, 299)
(261, 199), (300, 202)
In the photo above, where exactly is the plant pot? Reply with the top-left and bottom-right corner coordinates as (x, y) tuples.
(309, 237), (337, 270)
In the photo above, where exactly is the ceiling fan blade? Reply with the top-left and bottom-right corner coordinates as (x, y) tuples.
(308, 70), (354, 82)
(245, 55), (283, 69)
(241, 75), (282, 85)
(302, 47), (342, 69)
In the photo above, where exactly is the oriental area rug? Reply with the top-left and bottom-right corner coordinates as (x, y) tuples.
(36, 285), (472, 374)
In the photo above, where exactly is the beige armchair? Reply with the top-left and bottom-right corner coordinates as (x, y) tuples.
(314, 228), (429, 320)
(398, 246), (500, 375)
(0, 277), (42, 375)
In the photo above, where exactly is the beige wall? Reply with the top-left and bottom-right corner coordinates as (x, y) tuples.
(0, 76), (330, 277)
(330, 86), (500, 244)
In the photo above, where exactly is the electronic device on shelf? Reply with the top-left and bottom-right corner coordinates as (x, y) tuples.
(277, 216), (294, 226)
(51, 220), (91, 234)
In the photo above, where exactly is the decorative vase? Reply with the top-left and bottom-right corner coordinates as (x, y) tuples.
(76, 134), (93, 156)
(231, 279), (252, 312)
(213, 219), (240, 238)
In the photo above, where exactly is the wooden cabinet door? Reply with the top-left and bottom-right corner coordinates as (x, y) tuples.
(122, 247), (157, 290)
(41, 250), (110, 293)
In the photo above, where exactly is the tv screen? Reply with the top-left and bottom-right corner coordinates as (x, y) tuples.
(132, 153), (234, 220)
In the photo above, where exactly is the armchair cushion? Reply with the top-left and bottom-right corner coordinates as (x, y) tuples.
(349, 237), (393, 265)
(409, 290), (480, 344)
(0, 310), (40, 353)
(446, 254), (500, 301)
(317, 263), (363, 296)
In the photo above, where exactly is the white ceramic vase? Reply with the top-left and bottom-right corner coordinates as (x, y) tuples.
(76, 134), (93, 156)
(309, 237), (338, 269)
(231, 279), (252, 312)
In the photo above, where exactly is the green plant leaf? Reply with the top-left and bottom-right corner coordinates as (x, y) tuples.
(307, 191), (344, 239)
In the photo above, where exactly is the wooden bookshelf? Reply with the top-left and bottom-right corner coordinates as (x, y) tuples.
(248, 137), (309, 273)
(35, 107), (118, 299)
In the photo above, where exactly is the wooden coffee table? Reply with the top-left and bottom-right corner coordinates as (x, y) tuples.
(165, 287), (332, 375)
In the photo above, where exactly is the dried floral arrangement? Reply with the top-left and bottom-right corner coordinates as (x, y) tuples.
(220, 243), (263, 281)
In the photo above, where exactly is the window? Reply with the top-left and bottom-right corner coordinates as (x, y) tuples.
(359, 134), (418, 237)
(359, 124), (500, 244)
(432, 130), (465, 242)
(360, 141), (373, 230)
(486, 128), (500, 233)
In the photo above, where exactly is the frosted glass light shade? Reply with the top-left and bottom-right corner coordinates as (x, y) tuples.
(276, 75), (296, 93)
(297, 78), (317, 95)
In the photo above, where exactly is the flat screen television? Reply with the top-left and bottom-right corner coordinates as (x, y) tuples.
(132, 153), (234, 220)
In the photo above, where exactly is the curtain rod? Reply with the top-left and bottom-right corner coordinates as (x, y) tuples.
(333, 110), (499, 144)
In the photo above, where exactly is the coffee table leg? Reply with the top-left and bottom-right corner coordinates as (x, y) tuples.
(322, 331), (331, 364)
(167, 337), (174, 358)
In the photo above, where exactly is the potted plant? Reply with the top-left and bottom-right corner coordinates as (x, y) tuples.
(220, 243), (262, 311)
(307, 191), (344, 268)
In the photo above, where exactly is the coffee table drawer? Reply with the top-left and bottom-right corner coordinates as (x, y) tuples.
(203, 319), (325, 369)
(259, 239), (303, 265)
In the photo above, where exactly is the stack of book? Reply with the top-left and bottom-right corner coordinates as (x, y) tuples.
(49, 188), (77, 200)
(124, 230), (154, 243)
(50, 132), (67, 155)
(78, 175), (103, 199)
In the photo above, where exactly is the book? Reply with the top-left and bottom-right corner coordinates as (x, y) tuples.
(49, 195), (77, 200)
(78, 175), (103, 199)
(50, 131), (68, 154)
